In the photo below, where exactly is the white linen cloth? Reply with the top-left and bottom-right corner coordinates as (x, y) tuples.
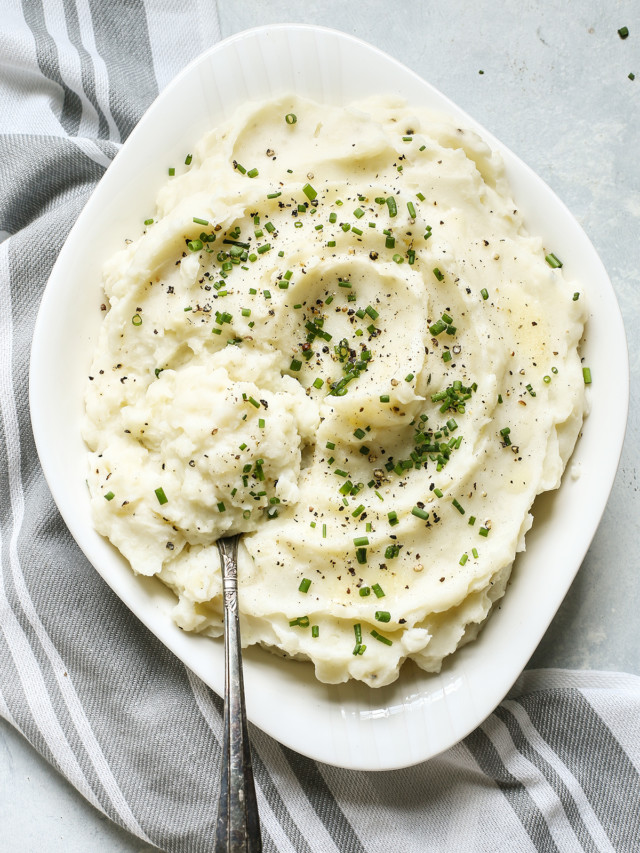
(1, 2), (638, 850)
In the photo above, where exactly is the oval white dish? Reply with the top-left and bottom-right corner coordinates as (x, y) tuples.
(29, 24), (628, 771)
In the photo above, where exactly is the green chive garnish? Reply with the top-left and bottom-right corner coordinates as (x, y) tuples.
(303, 183), (317, 201)
(371, 630), (392, 646)
(155, 487), (168, 505)
(411, 506), (429, 520)
(545, 253), (563, 268)
(285, 113), (297, 124)
(299, 578), (311, 593)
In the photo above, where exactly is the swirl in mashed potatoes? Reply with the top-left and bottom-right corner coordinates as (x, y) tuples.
(83, 95), (586, 687)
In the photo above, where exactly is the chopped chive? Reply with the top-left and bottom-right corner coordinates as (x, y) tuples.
(132, 313), (142, 326)
(354, 207), (365, 219)
(311, 625), (319, 637)
(353, 536), (369, 547)
(104, 491), (115, 501)
(247, 167), (259, 178)
(618, 26), (629, 39)
(388, 510), (399, 526)
(433, 267), (444, 281)
(472, 548), (479, 559)
(285, 113), (297, 124)
(371, 583), (385, 598)
(479, 526), (489, 537)
(583, 366), (592, 384)
(442, 351), (452, 362)
(379, 394), (390, 403)
(299, 578), (311, 593)
(411, 506), (429, 520)
(312, 377), (324, 389)
(193, 217), (209, 226)
(407, 201), (416, 218)
(405, 373), (414, 382)
(434, 488), (443, 498)
(393, 253), (403, 264)
(257, 244), (271, 255)
(184, 154), (192, 165)
(290, 359), (302, 372)
(217, 501), (226, 513)
(386, 197), (397, 217)
(303, 183), (317, 201)
(371, 630), (392, 646)
(416, 192), (426, 201)
(459, 553), (468, 566)
(545, 253), (563, 268)
(375, 611), (391, 623)
(359, 586), (371, 597)
(144, 218), (154, 226)
(480, 288), (489, 300)
(155, 487), (168, 505)
(267, 191), (282, 199)
(168, 167), (175, 176)
(452, 498), (465, 514)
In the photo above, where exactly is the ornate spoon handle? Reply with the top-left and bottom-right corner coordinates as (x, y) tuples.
(215, 535), (262, 853)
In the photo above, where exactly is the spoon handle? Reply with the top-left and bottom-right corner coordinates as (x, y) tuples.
(215, 536), (262, 853)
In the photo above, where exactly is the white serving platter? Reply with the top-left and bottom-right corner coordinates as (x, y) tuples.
(29, 24), (628, 770)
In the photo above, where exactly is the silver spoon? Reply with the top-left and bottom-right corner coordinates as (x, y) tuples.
(215, 535), (262, 853)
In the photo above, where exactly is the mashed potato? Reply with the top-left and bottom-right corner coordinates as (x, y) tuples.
(84, 95), (586, 686)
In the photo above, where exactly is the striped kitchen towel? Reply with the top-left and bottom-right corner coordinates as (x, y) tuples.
(1, 2), (639, 851)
